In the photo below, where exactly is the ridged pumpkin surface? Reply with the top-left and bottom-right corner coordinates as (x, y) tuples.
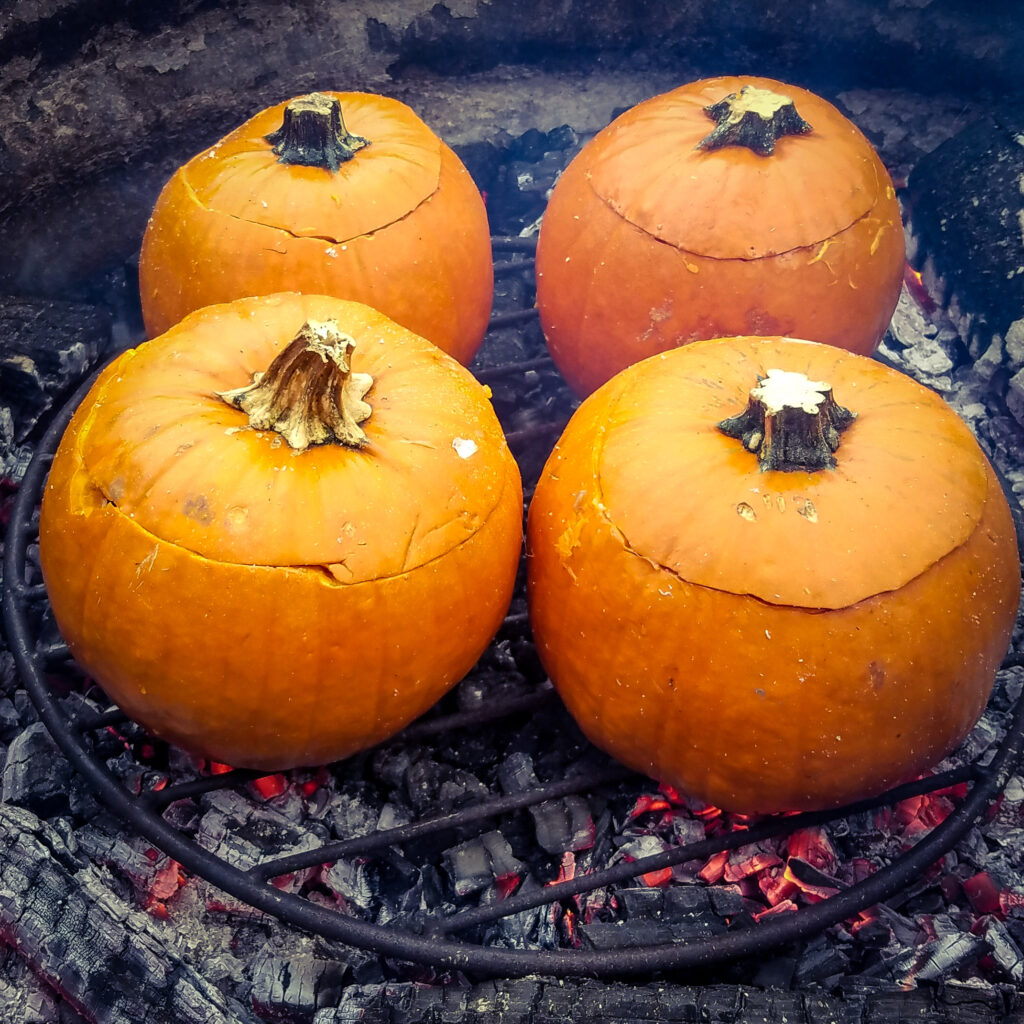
(536, 76), (906, 396)
(527, 336), (1020, 813)
(40, 293), (523, 770)
(139, 92), (493, 364)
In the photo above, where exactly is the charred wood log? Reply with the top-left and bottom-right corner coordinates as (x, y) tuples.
(314, 975), (1015, 1024)
(0, 804), (262, 1024)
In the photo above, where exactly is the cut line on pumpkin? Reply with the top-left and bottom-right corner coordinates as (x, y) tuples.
(179, 167), (443, 248)
(80, 465), (516, 589)
(586, 174), (895, 264)
(578, 374), (976, 613)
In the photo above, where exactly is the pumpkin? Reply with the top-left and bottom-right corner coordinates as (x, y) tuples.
(39, 292), (523, 770)
(139, 91), (493, 364)
(535, 76), (906, 396)
(526, 336), (1020, 813)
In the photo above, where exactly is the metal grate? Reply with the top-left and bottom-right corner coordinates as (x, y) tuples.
(4, 239), (1024, 979)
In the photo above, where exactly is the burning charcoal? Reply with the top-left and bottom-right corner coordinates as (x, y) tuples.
(530, 794), (594, 855)
(1, 720), (73, 816)
(444, 831), (523, 898)
(75, 818), (176, 901)
(324, 858), (376, 917)
(486, 875), (561, 951)
(670, 815), (706, 848)
(786, 826), (838, 874)
(977, 915), (1024, 982)
(785, 857), (843, 902)
(723, 843), (783, 883)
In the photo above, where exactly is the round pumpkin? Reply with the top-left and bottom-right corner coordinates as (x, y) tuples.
(535, 76), (906, 396)
(526, 336), (1020, 813)
(39, 292), (523, 770)
(139, 91), (493, 364)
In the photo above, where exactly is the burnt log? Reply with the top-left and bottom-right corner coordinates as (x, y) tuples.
(312, 975), (1016, 1024)
(0, 803), (262, 1024)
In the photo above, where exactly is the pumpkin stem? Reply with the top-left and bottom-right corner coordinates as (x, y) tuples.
(696, 85), (812, 156)
(217, 320), (373, 450)
(717, 369), (856, 472)
(265, 93), (370, 171)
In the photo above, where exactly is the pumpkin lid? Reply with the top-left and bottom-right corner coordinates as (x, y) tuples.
(181, 92), (442, 245)
(592, 336), (990, 609)
(64, 293), (517, 584)
(586, 76), (894, 260)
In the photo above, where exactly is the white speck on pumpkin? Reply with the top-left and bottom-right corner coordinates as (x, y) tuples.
(453, 437), (478, 459)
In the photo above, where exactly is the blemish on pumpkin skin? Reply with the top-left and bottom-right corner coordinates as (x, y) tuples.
(869, 661), (886, 691)
(182, 495), (214, 525)
(736, 501), (757, 522)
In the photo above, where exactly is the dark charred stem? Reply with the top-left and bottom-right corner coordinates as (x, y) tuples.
(717, 369), (856, 472)
(697, 84), (812, 156)
(266, 93), (370, 171)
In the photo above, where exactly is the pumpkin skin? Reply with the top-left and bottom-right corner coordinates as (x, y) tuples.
(527, 336), (1020, 813)
(139, 91), (493, 364)
(535, 76), (906, 396)
(39, 293), (523, 770)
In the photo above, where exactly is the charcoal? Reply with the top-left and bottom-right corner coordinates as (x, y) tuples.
(405, 756), (490, 815)
(74, 817), (172, 898)
(444, 831), (522, 898)
(196, 789), (329, 877)
(324, 858), (376, 917)
(708, 887), (745, 919)
(870, 932), (989, 985)
(0, 295), (112, 443)
(530, 794), (594, 855)
(248, 950), (346, 1021)
(794, 942), (851, 986)
(0, 804), (260, 1024)
(0, 696), (20, 741)
(578, 918), (679, 949)
(498, 751), (540, 794)
(976, 915), (1024, 983)
(486, 876), (560, 951)
(618, 886), (667, 920)
(905, 109), (1024, 354)
(1, 719), (74, 816)
(0, 946), (87, 1024)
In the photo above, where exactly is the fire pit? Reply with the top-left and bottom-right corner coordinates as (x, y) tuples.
(2, 3), (1024, 1022)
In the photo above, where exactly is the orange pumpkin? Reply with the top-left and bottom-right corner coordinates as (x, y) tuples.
(527, 336), (1020, 813)
(535, 76), (906, 396)
(39, 292), (523, 770)
(139, 91), (493, 364)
